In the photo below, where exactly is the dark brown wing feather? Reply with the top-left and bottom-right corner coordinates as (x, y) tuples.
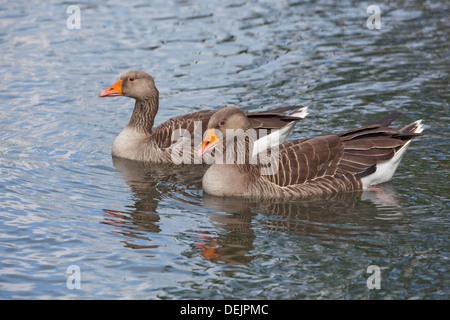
(152, 110), (215, 149)
(247, 106), (305, 130)
(269, 135), (344, 187)
(151, 106), (305, 150)
(263, 114), (420, 194)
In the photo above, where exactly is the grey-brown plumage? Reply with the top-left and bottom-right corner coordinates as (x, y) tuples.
(200, 107), (423, 198)
(99, 71), (307, 163)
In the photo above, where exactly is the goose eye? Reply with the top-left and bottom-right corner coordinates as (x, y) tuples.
(129, 77), (135, 82)
(219, 120), (226, 126)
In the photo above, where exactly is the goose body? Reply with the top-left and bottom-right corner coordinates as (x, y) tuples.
(198, 107), (423, 198)
(99, 71), (307, 163)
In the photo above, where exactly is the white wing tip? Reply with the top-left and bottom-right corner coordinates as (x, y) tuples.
(291, 106), (308, 119)
(413, 119), (424, 134)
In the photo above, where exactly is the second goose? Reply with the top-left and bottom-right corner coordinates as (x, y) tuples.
(198, 107), (423, 198)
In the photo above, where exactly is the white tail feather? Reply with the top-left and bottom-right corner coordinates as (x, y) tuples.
(412, 119), (424, 134)
(290, 106), (308, 119)
(361, 119), (423, 189)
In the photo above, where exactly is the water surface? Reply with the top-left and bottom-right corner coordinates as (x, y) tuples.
(0, 0), (448, 299)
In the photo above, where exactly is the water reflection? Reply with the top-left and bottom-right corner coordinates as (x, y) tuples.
(106, 156), (406, 264)
(0, 0), (446, 299)
(101, 157), (208, 249)
(202, 185), (405, 264)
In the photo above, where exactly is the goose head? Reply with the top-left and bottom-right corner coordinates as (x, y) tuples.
(98, 70), (159, 101)
(198, 106), (253, 157)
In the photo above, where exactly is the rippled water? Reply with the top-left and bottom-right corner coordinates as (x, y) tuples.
(0, 0), (448, 299)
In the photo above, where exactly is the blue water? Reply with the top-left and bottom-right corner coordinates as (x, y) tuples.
(0, 0), (448, 299)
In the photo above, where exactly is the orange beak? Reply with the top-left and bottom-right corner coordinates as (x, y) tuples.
(98, 80), (123, 97)
(197, 129), (220, 157)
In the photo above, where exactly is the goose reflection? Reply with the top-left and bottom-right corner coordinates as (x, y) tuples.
(104, 156), (405, 264)
(102, 157), (208, 249)
(200, 183), (404, 264)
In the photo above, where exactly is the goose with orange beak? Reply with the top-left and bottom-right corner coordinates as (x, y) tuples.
(198, 106), (423, 198)
(98, 70), (308, 163)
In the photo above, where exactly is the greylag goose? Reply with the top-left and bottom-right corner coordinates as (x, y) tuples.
(198, 107), (423, 198)
(99, 70), (307, 163)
